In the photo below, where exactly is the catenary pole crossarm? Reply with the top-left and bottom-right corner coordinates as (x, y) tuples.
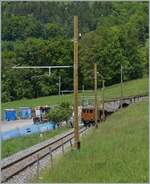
(12, 65), (72, 76)
(12, 66), (72, 69)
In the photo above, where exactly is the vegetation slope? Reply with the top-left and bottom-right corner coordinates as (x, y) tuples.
(2, 77), (148, 110)
(36, 101), (148, 183)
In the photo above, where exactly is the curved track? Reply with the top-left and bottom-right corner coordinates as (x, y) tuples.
(1, 126), (88, 183)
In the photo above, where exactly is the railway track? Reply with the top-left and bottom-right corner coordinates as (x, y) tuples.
(1, 126), (88, 183)
(104, 93), (148, 102)
(1, 94), (148, 183)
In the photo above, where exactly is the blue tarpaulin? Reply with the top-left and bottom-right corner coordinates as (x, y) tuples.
(1, 122), (56, 141)
(1, 129), (20, 140)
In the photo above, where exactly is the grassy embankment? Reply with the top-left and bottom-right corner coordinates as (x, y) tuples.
(2, 127), (69, 159)
(35, 101), (148, 183)
(2, 77), (148, 110)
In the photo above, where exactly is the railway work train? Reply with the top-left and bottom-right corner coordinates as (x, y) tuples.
(81, 98), (132, 127)
(81, 106), (101, 126)
(81, 106), (113, 127)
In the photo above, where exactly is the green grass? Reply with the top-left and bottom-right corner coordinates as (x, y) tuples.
(35, 101), (148, 183)
(2, 127), (69, 159)
(2, 77), (148, 110)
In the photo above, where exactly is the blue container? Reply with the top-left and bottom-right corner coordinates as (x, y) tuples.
(4, 109), (17, 121)
(19, 107), (32, 119)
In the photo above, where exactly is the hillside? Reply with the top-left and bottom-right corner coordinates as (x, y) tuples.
(2, 77), (148, 111)
(35, 100), (148, 183)
(2, 2), (148, 102)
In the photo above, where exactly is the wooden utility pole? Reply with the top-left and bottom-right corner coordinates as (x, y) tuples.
(73, 16), (80, 149)
(58, 75), (61, 96)
(94, 63), (98, 128)
(82, 85), (84, 93)
(120, 65), (123, 109)
(102, 80), (105, 120)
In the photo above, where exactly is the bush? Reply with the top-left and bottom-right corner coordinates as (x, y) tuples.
(47, 102), (72, 127)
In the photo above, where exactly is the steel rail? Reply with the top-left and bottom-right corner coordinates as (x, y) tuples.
(1, 127), (87, 183)
(2, 130), (74, 169)
(104, 93), (148, 102)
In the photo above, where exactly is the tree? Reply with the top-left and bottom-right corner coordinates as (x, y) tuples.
(1, 1), (148, 102)
(2, 15), (43, 41)
(44, 23), (65, 39)
(47, 102), (72, 127)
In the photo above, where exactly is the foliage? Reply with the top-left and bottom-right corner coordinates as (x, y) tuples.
(44, 23), (65, 39)
(2, 15), (43, 41)
(79, 11), (148, 87)
(2, 38), (73, 101)
(2, 2), (148, 102)
(47, 102), (72, 126)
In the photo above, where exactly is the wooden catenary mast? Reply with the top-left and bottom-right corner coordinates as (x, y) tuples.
(73, 16), (80, 149)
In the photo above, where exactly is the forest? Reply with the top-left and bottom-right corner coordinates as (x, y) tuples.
(2, 1), (148, 102)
